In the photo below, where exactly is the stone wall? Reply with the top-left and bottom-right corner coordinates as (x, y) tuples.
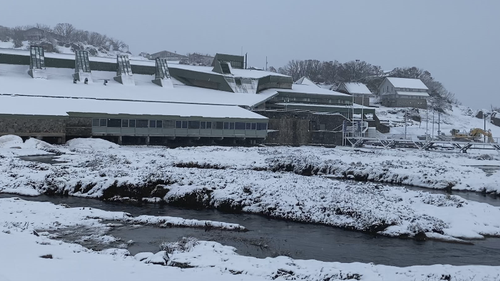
(66, 117), (92, 138)
(257, 111), (346, 146)
(0, 116), (66, 137)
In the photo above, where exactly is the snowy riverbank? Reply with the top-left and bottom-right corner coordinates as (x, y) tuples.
(1, 197), (500, 281)
(1, 136), (500, 241)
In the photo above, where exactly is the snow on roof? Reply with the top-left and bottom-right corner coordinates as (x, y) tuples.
(276, 103), (372, 109)
(294, 76), (318, 87)
(396, 91), (430, 97)
(342, 82), (372, 95)
(168, 63), (289, 79)
(0, 48), (153, 66)
(280, 84), (350, 97)
(387, 77), (428, 90)
(0, 65), (277, 108)
(0, 95), (267, 119)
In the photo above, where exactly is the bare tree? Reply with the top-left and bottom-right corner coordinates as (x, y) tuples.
(53, 23), (75, 39)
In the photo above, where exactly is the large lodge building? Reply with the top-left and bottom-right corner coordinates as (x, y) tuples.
(0, 47), (376, 146)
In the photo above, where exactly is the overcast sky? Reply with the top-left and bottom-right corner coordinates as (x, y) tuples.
(3, 0), (499, 110)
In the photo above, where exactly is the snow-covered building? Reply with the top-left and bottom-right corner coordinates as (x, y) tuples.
(336, 82), (373, 106)
(378, 77), (429, 109)
(148, 50), (188, 62)
(0, 48), (270, 146)
(0, 48), (380, 146)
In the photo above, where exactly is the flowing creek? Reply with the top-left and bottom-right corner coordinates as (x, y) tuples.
(4, 155), (500, 266)
(2, 193), (500, 267)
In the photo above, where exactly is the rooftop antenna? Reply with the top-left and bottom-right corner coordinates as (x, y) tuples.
(265, 56), (268, 71)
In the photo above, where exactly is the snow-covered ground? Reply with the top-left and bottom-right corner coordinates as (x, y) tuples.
(1, 135), (500, 241)
(377, 104), (500, 142)
(2, 104), (500, 280)
(2, 197), (500, 281)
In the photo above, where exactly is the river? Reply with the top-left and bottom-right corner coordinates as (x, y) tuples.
(2, 193), (500, 267)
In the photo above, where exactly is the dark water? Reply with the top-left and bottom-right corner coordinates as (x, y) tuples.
(2, 193), (500, 267)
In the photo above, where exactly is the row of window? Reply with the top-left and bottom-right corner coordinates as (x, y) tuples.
(92, 119), (268, 130)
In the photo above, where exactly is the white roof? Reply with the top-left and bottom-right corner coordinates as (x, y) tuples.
(342, 82), (372, 95)
(295, 77), (318, 87)
(276, 103), (372, 109)
(281, 84), (350, 97)
(0, 95), (266, 119)
(387, 77), (428, 90)
(0, 65), (277, 108)
(0, 48), (153, 66)
(169, 63), (289, 79)
(396, 91), (430, 97)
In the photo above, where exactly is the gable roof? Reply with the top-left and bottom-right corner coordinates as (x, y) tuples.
(295, 76), (318, 87)
(386, 77), (428, 90)
(340, 82), (372, 95)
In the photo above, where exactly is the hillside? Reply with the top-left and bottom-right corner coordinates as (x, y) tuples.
(376, 103), (500, 142)
(0, 24), (129, 58)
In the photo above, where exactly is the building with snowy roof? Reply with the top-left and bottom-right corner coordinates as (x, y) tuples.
(378, 77), (429, 109)
(336, 82), (373, 106)
(0, 48), (270, 145)
(0, 47), (381, 146)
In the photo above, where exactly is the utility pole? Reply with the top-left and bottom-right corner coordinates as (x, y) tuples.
(265, 56), (268, 71)
(425, 108), (429, 140)
(404, 109), (407, 139)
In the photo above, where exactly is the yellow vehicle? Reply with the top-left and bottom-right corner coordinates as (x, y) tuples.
(451, 128), (495, 143)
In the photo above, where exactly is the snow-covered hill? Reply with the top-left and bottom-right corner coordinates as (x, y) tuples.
(376, 104), (500, 142)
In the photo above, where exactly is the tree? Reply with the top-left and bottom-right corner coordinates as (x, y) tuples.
(53, 23), (75, 39)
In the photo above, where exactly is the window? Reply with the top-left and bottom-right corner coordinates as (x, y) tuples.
(149, 120), (156, 128)
(122, 119), (129, 127)
(215, 122), (223, 130)
(206, 122), (212, 129)
(235, 122), (245, 130)
(176, 121), (182, 128)
(99, 119), (107, 127)
(92, 119), (99, 127)
(182, 121), (188, 129)
(188, 121), (200, 129)
(251, 123), (257, 130)
(136, 119), (148, 128)
(257, 123), (267, 130)
(200, 121), (206, 129)
(129, 120), (136, 128)
(107, 119), (121, 127)
(164, 120), (175, 128)
(156, 120), (162, 128)
(229, 122), (235, 130)
(245, 123), (251, 130)
(223, 122), (229, 130)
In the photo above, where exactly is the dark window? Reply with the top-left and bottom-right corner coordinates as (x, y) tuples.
(215, 122), (223, 130)
(188, 121), (200, 129)
(223, 122), (229, 130)
(176, 121), (182, 128)
(182, 121), (188, 129)
(200, 121), (206, 129)
(122, 119), (129, 127)
(99, 119), (107, 127)
(107, 119), (121, 127)
(229, 122), (235, 130)
(206, 122), (212, 129)
(235, 122), (245, 130)
(257, 123), (268, 130)
(245, 123), (251, 130)
(251, 123), (257, 130)
(136, 119), (148, 128)
(149, 120), (156, 128)
(129, 120), (136, 127)
(164, 120), (175, 128)
(235, 78), (242, 86)
(92, 119), (99, 126)
(156, 120), (162, 128)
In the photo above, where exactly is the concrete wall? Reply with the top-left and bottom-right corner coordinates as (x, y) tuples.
(257, 111), (346, 146)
